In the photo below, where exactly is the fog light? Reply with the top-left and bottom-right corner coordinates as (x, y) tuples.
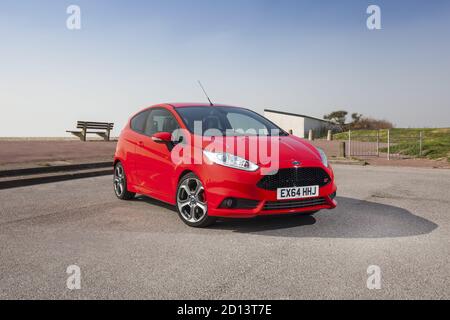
(225, 198), (235, 208)
(219, 198), (260, 209)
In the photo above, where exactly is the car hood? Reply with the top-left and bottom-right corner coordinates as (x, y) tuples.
(200, 135), (321, 166)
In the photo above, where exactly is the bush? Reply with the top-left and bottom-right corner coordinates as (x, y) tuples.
(348, 117), (394, 130)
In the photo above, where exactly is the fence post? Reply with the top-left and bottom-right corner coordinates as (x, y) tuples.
(308, 129), (314, 141)
(339, 141), (346, 158)
(327, 130), (332, 141)
(376, 130), (380, 157)
(348, 130), (351, 157)
(419, 131), (423, 157)
(387, 129), (390, 160)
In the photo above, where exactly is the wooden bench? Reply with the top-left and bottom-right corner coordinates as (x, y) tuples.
(67, 121), (114, 141)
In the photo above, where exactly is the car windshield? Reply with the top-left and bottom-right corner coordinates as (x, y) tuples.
(175, 106), (288, 136)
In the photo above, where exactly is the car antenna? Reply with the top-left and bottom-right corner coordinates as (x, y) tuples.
(197, 80), (214, 106)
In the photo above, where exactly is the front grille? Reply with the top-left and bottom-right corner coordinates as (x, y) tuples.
(257, 167), (331, 191)
(263, 197), (327, 211)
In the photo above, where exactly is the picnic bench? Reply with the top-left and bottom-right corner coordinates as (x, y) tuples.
(66, 121), (114, 141)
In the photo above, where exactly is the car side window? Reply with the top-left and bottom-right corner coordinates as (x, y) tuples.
(130, 110), (150, 133)
(144, 109), (180, 136)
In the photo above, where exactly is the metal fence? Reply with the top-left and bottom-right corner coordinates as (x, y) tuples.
(344, 130), (424, 160)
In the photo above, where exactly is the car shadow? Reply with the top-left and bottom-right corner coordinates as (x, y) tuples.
(210, 197), (438, 238)
(133, 195), (178, 212)
(133, 195), (438, 239)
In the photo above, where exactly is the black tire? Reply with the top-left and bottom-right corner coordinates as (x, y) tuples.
(176, 172), (216, 228)
(113, 162), (135, 200)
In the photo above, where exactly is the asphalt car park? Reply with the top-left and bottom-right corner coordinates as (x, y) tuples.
(0, 165), (448, 299)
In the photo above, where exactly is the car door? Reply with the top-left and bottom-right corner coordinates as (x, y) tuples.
(126, 109), (151, 188)
(135, 108), (180, 203)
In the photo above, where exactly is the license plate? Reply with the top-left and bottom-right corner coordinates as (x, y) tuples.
(277, 185), (319, 200)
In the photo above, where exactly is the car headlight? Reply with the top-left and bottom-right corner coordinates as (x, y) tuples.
(203, 151), (259, 171)
(316, 147), (329, 167)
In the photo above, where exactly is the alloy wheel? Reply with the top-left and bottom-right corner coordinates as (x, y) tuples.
(114, 164), (125, 197)
(177, 178), (208, 223)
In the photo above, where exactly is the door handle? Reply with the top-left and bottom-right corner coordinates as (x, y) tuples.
(138, 141), (144, 147)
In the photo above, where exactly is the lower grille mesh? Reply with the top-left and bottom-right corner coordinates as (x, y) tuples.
(263, 197), (327, 211)
(257, 167), (331, 191)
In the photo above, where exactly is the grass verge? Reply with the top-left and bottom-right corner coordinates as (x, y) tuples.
(333, 128), (450, 162)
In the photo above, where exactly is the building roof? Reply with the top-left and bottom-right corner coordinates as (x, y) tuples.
(264, 109), (332, 123)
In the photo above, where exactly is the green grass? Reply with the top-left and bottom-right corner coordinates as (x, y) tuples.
(333, 128), (450, 162)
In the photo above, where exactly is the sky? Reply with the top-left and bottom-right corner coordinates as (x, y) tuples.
(0, 0), (449, 136)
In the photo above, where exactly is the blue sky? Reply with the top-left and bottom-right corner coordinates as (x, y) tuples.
(1, 0), (449, 136)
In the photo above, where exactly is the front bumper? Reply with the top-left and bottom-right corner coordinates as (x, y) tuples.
(196, 160), (337, 218)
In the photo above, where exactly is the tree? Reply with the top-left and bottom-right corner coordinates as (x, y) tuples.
(323, 110), (348, 126)
(325, 110), (394, 131)
(352, 117), (394, 130)
(351, 113), (363, 123)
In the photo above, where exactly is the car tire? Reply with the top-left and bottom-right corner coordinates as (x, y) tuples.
(113, 162), (135, 200)
(176, 172), (216, 228)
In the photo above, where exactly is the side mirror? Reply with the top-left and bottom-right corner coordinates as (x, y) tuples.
(152, 132), (172, 143)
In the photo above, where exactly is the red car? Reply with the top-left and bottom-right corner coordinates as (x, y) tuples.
(114, 103), (337, 227)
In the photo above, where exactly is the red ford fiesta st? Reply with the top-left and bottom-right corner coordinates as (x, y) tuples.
(114, 103), (337, 227)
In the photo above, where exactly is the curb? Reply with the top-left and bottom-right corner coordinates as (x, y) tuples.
(329, 159), (368, 166)
(0, 169), (112, 190)
(0, 161), (112, 178)
(0, 161), (113, 190)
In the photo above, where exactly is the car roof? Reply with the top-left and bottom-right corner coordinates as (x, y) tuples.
(131, 103), (248, 120)
(166, 102), (240, 109)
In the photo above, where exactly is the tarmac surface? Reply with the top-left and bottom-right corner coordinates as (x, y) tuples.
(0, 165), (448, 299)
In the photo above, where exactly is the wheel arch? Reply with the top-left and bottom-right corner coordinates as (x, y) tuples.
(178, 169), (194, 183)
